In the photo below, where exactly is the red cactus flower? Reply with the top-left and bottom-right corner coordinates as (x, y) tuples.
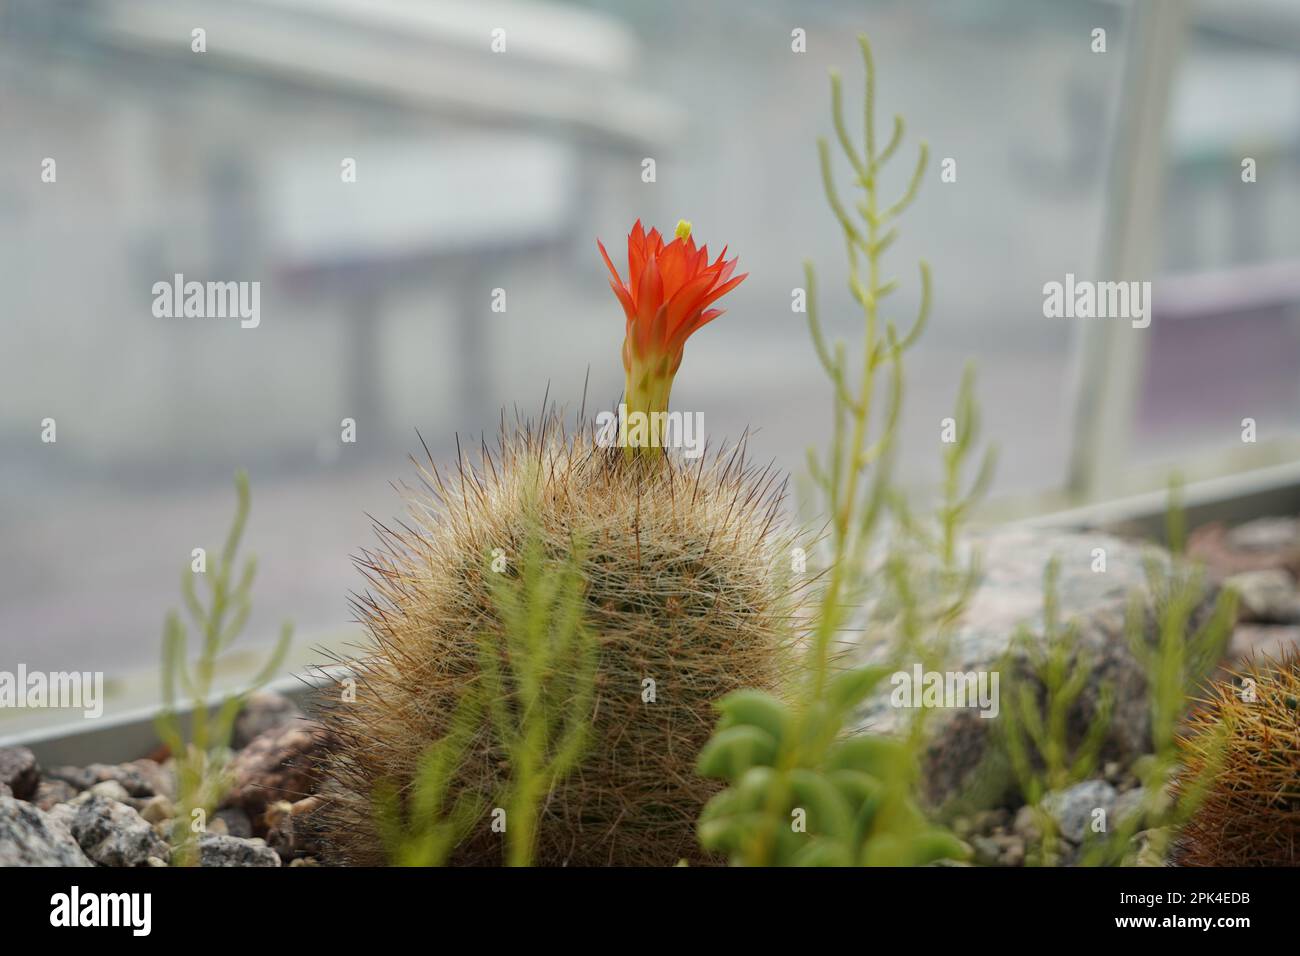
(597, 219), (746, 455)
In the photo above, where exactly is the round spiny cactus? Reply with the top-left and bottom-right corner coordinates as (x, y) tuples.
(1175, 651), (1300, 866)
(315, 415), (803, 865)
(315, 219), (798, 864)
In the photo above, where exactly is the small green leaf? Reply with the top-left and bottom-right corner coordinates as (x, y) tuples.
(716, 690), (793, 745)
(827, 665), (893, 712)
(789, 769), (855, 841)
(827, 734), (907, 778)
(860, 833), (907, 866)
(790, 839), (853, 867)
(696, 725), (779, 779)
(908, 829), (970, 865)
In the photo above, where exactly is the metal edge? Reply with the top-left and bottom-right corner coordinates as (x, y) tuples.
(9, 462), (1300, 762)
(0, 670), (344, 768)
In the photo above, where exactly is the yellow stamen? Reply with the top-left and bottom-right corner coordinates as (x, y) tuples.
(674, 219), (692, 241)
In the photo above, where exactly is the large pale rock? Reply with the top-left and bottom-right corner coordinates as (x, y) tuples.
(193, 833), (281, 867)
(1226, 624), (1300, 663)
(0, 796), (92, 866)
(1043, 780), (1117, 844)
(1223, 569), (1300, 623)
(856, 528), (1218, 806)
(69, 795), (171, 866)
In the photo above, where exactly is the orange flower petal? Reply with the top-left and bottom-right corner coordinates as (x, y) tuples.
(596, 238), (625, 287)
(599, 220), (744, 388)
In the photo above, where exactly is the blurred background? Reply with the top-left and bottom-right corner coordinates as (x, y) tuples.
(3, 0), (1300, 726)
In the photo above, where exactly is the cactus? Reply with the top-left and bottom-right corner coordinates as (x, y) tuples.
(1174, 652), (1300, 866)
(370, 516), (596, 868)
(316, 418), (802, 865)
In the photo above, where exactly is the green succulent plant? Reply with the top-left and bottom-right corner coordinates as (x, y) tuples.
(156, 470), (292, 865)
(695, 33), (977, 868)
(697, 675), (967, 866)
(998, 558), (1115, 865)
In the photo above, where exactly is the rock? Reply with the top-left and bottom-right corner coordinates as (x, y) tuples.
(120, 759), (174, 798)
(855, 528), (1217, 806)
(44, 766), (97, 790)
(1114, 786), (1146, 828)
(972, 808), (1008, 832)
(971, 835), (1001, 866)
(0, 784), (9, 798)
(0, 747), (40, 800)
(70, 795), (171, 867)
(32, 779), (77, 810)
(1131, 828), (1169, 866)
(265, 800), (293, 854)
(288, 796), (324, 856)
(1043, 780), (1117, 844)
(88, 780), (132, 804)
(1224, 569), (1300, 623)
(985, 832), (1024, 866)
(192, 833), (281, 867)
(233, 691), (303, 750)
(1227, 517), (1300, 553)
(227, 720), (330, 817)
(1189, 519), (1300, 580)
(1226, 624), (1300, 664)
(261, 795), (325, 858)
(214, 807), (253, 839)
(146, 856), (169, 867)
(46, 760), (172, 798)
(289, 856), (320, 867)
(1002, 839), (1025, 866)
(0, 796), (92, 866)
(291, 795), (322, 817)
(45, 801), (77, 832)
(1012, 804), (1041, 842)
(139, 795), (174, 825)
